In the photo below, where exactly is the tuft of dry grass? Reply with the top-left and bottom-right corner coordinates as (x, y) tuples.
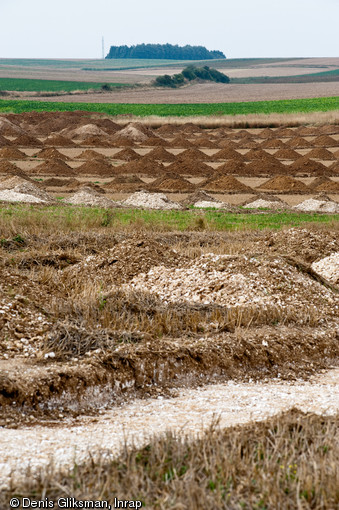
(3, 409), (338, 509)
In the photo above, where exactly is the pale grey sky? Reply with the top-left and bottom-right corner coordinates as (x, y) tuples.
(1, 0), (338, 59)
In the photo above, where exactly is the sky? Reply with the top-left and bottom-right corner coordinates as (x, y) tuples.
(1, 0), (338, 59)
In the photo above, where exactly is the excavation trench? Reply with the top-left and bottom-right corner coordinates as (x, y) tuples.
(0, 367), (338, 491)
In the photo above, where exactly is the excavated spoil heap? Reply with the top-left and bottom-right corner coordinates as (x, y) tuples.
(0, 147), (27, 159)
(34, 148), (70, 160)
(203, 174), (254, 193)
(289, 157), (331, 176)
(257, 175), (309, 193)
(30, 159), (76, 177)
(113, 148), (141, 161)
(76, 158), (115, 177)
(145, 147), (176, 162)
(149, 173), (196, 193)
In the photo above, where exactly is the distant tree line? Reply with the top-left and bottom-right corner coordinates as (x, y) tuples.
(154, 65), (230, 88)
(106, 44), (226, 60)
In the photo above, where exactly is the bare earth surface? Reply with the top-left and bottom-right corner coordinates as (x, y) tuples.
(22, 82), (339, 104)
(0, 367), (338, 490)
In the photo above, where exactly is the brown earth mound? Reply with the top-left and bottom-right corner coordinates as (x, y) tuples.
(202, 174), (253, 193)
(308, 177), (339, 193)
(155, 124), (179, 136)
(286, 137), (312, 149)
(213, 148), (245, 161)
(235, 139), (259, 149)
(245, 159), (286, 176)
(0, 135), (12, 147)
(215, 160), (248, 175)
(217, 139), (239, 149)
(104, 174), (145, 192)
(318, 125), (339, 135)
(244, 148), (276, 161)
(113, 148), (141, 161)
(180, 123), (203, 134)
(31, 159), (76, 177)
(76, 149), (102, 160)
(0, 118), (25, 136)
(257, 127), (275, 139)
(0, 147), (27, 159)
(275, 127), (296, 137)
(65, 236), (183, 287)
(257, 175), (309, 193)
(78, 182), (105, 194)
(12, 135), (43, 147)
(260, 139), (287, 149)
(166, 160), (212, 177)
(177, 148), (209, 162)
(192, 137), (218, 148)
(118, 158), (165, 177)
(289, 157), (331, 176)
(295, 126), (319, 136)
(145, 147), (176, 162)
(141, 137), (169, 147)
(34, 148), (70, 160)
(306, 148), (336, 160)
(44, 135), (78, 147)
(313, 135), (339, 147)
(180, 189), (218, 206)
(76, 158), (115, 177)
(149, 173), (195, 193)
(168, 136), (194, 148)
(42, 177), (80, 188)
(328, 161), (339, 175)
(231, 129), (253, 140)
(76, 136), (113, 147)
(274, 148), (301, 160)
(109, 137), (136, 148)
(0, 161), (29, 178)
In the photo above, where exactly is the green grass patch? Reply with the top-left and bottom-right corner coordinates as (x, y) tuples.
(0, 96), (338, 116)
(0, 204), (338, 234)
(0, 77), (128, 92)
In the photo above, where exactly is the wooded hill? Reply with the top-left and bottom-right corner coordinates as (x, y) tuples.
(106, 44), (226, 60)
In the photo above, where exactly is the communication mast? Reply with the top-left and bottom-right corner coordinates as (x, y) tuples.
(102, 37), (105, 59)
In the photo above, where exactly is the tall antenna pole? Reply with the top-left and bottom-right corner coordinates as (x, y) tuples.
(102, 37), (105, 59)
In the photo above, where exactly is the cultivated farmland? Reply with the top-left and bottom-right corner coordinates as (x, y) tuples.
(0, 110), (339, 508)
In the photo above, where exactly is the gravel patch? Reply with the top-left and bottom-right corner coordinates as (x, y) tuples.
(312, 252), (339, 284)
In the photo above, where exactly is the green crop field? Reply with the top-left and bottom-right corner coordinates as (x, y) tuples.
(0, 78), (129, 92)
(0, 96), (338, 116)
(231, 68), (339, 84)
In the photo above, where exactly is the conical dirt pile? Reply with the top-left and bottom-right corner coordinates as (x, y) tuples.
(260, 139), (286, 149)
(149, 173), (195, 192)
(310, 179), (339, 193)
(76, 158), (114, 177)
(76, 135), (113, 147)
(244, 148), (276, 161)
(0, 147), (26, 159)
(313, 135), (339, 147)
(0, 119), (25, 136)
(141, 137), (169, 147)
(76, 149), (102, 160)
(12, 135), (43, 147)
(306, 148), (336, 160)
(145, 147), (176, 162)
(177, 148), (209, 162)
(286, 137), (312, 149)
(328, 161), (339, 175)
(168, 136), (194, 148)
(104, 175), (145, 192)
(0, 135), (12, 147)
(257, 175), (309, 193)
(215, 160), (248, 175)
(0, 161), (30, 178)
(245, 158), (285, 176)
(289, 157), (330, 176)
(118, 158), (165, 176)
(166, 160), (212, 177)
(192, 137), (217, 148)
(274, 148), (300, 160)
(114, 148), (141, 161)
(203, 174), (253, 193)
(180, 189), (218, 206)
(34, 148), (70, 160)
(31, 159), (76, 177)
(217, 139), (238, 149)
(213, 148), (244, 161)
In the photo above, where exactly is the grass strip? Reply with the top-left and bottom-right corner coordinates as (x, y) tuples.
(0, 96), (338, 116)
(1, 204), (338, 235)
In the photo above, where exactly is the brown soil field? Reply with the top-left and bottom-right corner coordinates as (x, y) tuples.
(19, 81), (339, 103)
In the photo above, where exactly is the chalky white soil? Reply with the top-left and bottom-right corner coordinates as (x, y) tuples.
(0, 368), (338, 490)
